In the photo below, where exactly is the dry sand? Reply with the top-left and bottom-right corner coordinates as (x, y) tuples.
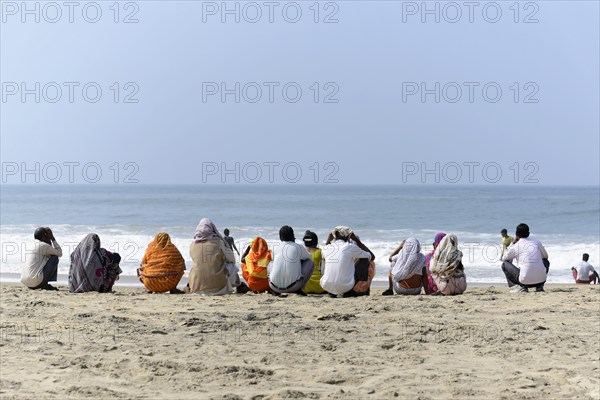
(1, 283), (598, 400)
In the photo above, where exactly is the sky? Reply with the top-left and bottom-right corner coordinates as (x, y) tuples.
(1, 0), (599, 185)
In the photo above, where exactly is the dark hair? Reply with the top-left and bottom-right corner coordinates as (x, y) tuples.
(279, 225), (295, 242)
(501, 229), (507, 235)
(303, 230), (318, 247)
(515, 223), (530, 238)
(583, 253), (590, 261)
(224, 229), (230, 235)
(34, 227), (47, 241)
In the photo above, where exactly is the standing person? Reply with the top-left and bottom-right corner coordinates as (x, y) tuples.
(138, 232), (186, 293)
(223, 229), (240, 257)
(21, 227), (62, 291)
(571, 253), (599, 284)
(500, 228), (514, 259)
(301, 230), (326, 294)
(429, 234), (467, 295)
(501, 223), (549, 293)
(320, 226), (375, 297)
(383, 238), (428, 296)
(188, 219), (249, 295)
(269, 226), (314, 295)
(68, 233), (122, 293)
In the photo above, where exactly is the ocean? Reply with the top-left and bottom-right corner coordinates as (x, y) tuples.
(1, 184), (598, 285)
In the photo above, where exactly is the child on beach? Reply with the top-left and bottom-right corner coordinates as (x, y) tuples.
(223, 229), (240, 257)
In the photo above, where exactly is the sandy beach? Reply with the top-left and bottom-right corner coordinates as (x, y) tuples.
(1, 283), (598, 400)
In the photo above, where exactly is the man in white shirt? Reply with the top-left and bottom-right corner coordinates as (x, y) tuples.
(501, 223), (549, 293)
(21, 227), (62, 291)
(571, 253), (599, 284)
(269, 226), (314, 295)
(320, 227), (375, 297)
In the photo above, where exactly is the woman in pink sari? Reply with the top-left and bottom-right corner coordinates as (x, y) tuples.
(424, 233), (446, 294)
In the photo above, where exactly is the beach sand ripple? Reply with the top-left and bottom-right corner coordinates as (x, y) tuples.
(1, 284), (599, 399)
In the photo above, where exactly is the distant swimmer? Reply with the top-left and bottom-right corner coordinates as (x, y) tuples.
(500, 228), (513, 259)
(571, 253), (599, 284)
(223, 228), (240, 256)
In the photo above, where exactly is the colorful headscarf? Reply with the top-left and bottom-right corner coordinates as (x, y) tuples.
(433, 232), (446, 250)
(153, 232), (173, 248)
(194, 218), (223, 243)
(245, 237), (272, 278)
(430, 234), (464, 279)
(424, 232), (446, 293)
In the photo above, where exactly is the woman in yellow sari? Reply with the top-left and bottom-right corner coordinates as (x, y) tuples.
(241, 237), (272, 293)
(138, 232), (185, 293)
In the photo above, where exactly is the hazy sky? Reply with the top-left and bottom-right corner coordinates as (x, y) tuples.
(1, 1), (599, 185)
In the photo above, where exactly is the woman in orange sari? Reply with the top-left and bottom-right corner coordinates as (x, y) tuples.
(241, 237), (272, 293)
(138, 232), (186, 293)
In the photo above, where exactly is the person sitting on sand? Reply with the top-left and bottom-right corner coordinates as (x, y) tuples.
(223, 228), (240, 256)
(301, 230), (326, 294)
(501, 223), (549, 293)
(424, 232), (446, 295)
(269, 226), (314, 295)
(429, 233), (467, 295)
(21, 227), (62, 291)
(571, 253), (599, 284)
(320, 226), (376, 297)
(241, 237), (272, 293)
(138, 232), (186, 294)
(383, 238), (428, 295)
(500, 228), (513, 259)
(69, 233), (122, 293)
(188, 218), (249, 295)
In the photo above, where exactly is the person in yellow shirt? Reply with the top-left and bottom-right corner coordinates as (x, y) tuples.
(301, 230), (326, 294)
(500, 228), (513, 259)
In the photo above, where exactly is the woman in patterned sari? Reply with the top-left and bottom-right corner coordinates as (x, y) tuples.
(430, 233), (467, 295)
(68, 233), (122, 293)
